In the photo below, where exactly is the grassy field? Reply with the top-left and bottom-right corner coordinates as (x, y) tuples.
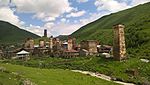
(0, 71), (20, 85)
(2, 56), (150, 84)
(0, 63), (119, 85)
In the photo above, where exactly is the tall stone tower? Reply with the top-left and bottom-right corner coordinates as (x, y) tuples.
(49, 36), (53, 50)
(72, 38), (76, 49)
(113, 24), (126, 61)
(24, 38), (34, 49)
(44, 29), (47, 37)
(39, 39), (45, 48)
(68, 37), (73, 51)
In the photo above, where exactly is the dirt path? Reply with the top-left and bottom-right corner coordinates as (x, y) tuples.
(71, 70), (135, 85)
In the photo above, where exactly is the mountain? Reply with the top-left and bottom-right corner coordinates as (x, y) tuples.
(56, 35), (68, 41)
(71, 2), (150, 58)
(72, 2), (150, 43)
(0, 21), (40, 43)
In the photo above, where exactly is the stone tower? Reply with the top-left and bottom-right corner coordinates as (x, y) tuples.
(72, 38), (76, 49)
(39, 39), (45, 48)
(113, 24), (126, 61)
(44, 29), (47, 37)
(68, 37), (73, 50)
(49, 36), (53, 50)
(24, 38), (34, 49)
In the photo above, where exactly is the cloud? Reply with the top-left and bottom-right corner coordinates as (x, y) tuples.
(25, 22), (82, 37)
(66, 10), (86, 18)
(1, 0), (149, 37)
(130, 0), (150, 6)
(25, 22), (55, 36)
(44, 22), (54, 29)
(52, 12), (109, 36)
(61, 18), (67, 22)
(0, 0), (9, 7)
(0, 7), (22, 26)
(77, 0), (89, 3)
(50, 23), (82, 36)
(0, 0), (19, 25)
(25, 24), (44, 36)
(24, 12), (110, 37)
(95, 0), (130, 12)
(80, 12), (110, 25)
(95, 0), (150, 13)
(13, 0), (72, 22)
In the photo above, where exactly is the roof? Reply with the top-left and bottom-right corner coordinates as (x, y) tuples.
(63, 42), (68, 44)
(97, 45), (101, 48)
(17, 50), (29, 55)
(103, 45), (112, 48)
(81, 49), (88, 52)
(34, 45), (39, 48)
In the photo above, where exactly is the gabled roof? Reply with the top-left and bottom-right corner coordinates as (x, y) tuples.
(17, 50), (29, 55)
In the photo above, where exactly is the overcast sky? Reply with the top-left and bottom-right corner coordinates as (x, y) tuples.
(0, 0), (149, 37)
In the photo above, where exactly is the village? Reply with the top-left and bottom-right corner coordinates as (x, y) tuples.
(0, 1), (150, 84)
(0, 24), (126, 61)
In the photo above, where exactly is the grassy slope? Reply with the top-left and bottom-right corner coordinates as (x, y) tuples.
(56, 35), (68, 41)
(3, 56), (150, 84)
(0, 21), (40, 43)
(0, 63), (118, 85)
(0, 71), (20, 85)
(71, 2), (150, 45)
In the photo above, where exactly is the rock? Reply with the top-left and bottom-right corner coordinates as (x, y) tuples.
(0, 67), (6, 72)
(126, 69), (138, 76)
(111, 77), (117, 81)
(22, 79), (36, 85)
(102, 53), (111, 58)
(140, 59), (149, 63)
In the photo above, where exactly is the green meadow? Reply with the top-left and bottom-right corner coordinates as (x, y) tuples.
(2, 56), (150, 84)
(0, 63), (119, 85)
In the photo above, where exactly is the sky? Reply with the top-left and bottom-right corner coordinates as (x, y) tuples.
(0, 0), (150, 37)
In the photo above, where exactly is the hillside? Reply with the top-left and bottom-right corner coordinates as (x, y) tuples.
(71, 2), (150, 58)
(56, 35), (68, 41)
(0, 21), (40, 43)
(71, 2), (150, 45)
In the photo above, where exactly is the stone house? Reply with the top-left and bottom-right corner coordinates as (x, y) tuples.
(79, 49), (89, 56)
(62, 50), (79, 58)
(14, 50), (30, 60)
(80, 40), (98, 56)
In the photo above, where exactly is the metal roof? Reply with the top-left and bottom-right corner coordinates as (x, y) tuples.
(16, 50), (29, 55)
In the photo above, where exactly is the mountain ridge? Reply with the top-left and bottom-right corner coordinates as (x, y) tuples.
(71, 2), (150, 58)
(71, 2), (150, 44)
(0, 21), (40, 43)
